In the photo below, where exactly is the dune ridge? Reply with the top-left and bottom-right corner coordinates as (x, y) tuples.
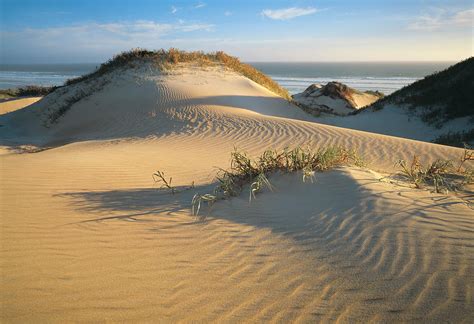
(1, 63), (473, 322)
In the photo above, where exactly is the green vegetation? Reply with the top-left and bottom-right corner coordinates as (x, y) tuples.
(0, 85), (57, 99)
(433, 129), (474, 148)
(66, 48), (290, 99)
(152, 146), (472, 218)
(395, 149), (473, 193)
(356, 57), (474, 126)
(191, 146), (364, 217)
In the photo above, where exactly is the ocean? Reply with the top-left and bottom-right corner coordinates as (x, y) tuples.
(0, 62), (453, 95)
(251, 62), (453, 95)
(0, 64), (98, 89)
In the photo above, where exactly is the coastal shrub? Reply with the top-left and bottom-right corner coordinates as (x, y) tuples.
(191, 146), (364, 217)
(433, 129), (474, 148)
(355, 57), (474, 124)
(0, 85), (57, 98)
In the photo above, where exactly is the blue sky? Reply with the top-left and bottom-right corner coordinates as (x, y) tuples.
(1, 0), (472, 63)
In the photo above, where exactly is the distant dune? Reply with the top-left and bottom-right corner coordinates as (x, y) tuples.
(1, 50), (473, 322)
(315, 58), (474, 147)
(292, 81), (383, 115)
(0, 97), (41, 115)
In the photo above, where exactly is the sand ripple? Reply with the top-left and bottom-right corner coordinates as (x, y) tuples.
(1, 65), (472, 322)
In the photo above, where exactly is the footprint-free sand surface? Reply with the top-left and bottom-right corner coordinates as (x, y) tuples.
(1, 64), (473, 322)
(0, 97), (42, 115)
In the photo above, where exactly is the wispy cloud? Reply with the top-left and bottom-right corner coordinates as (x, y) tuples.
(194, 2), (206, 9)
(261, 7), (318, 20)
(224, 11), (232, 17)
(178, 22), (213, 32)
(1, 20), (215, 62)
(2, 20), (214, 39)
(408, 7), (473, 31)
(171, 6), (178, 14)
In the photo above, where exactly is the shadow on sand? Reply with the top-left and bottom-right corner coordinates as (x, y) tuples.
(56, 171), (466, 244)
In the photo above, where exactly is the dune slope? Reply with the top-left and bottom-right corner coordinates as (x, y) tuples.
(315, 58), (474, 145)
(1, 63), (473, 322)
(0, 97), (42, 115)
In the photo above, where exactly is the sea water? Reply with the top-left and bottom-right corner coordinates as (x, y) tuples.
(0, 62), (453, 95)
(251, 62), (452, 95)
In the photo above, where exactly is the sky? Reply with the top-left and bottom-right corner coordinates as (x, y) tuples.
(0, 0), (472, 63)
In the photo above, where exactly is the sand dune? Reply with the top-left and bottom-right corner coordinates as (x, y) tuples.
(292, 82), (382, 115)
(0, 97), (42, 115)
(1, 64), (473, 322)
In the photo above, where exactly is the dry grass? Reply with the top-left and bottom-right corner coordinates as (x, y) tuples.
(65, 48), (290, 99)
(458, 145), (474, 172)
(192, 146), (364, 217)
(152, 169), (195, 195)
(395, 147), (473, 193)
(153, 170), (175, 194)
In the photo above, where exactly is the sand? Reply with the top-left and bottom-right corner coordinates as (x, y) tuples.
(316, 105), (472, 143)
(0, 97), (42, 115)
(292, 83), (380, 115)
(1, 64), (473, 322)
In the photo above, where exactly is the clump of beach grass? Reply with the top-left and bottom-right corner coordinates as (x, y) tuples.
(395, 147), (473, 193)
(191, 146), (364, 217)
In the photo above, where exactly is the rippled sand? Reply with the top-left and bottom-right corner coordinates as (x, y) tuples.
(1, 65), (472, 322)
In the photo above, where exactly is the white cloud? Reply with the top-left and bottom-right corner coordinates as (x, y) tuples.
(452, 8), (474, 25)
(171, 6), (178, 14)
(3, 20), (214, 40)
(224, 11), (232, 16)
(408, 7), (473, 31)
(261, 7), (318, 20)
(178, 23), (213, 32)
(194, 2), (206, 9)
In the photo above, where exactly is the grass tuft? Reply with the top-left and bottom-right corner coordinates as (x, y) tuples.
(191, 146), (363, 217)
(153, 170), (175, 194)
(395, 148), (473, 193)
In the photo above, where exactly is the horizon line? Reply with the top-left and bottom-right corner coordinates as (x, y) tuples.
(0, 60), (460, 65)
